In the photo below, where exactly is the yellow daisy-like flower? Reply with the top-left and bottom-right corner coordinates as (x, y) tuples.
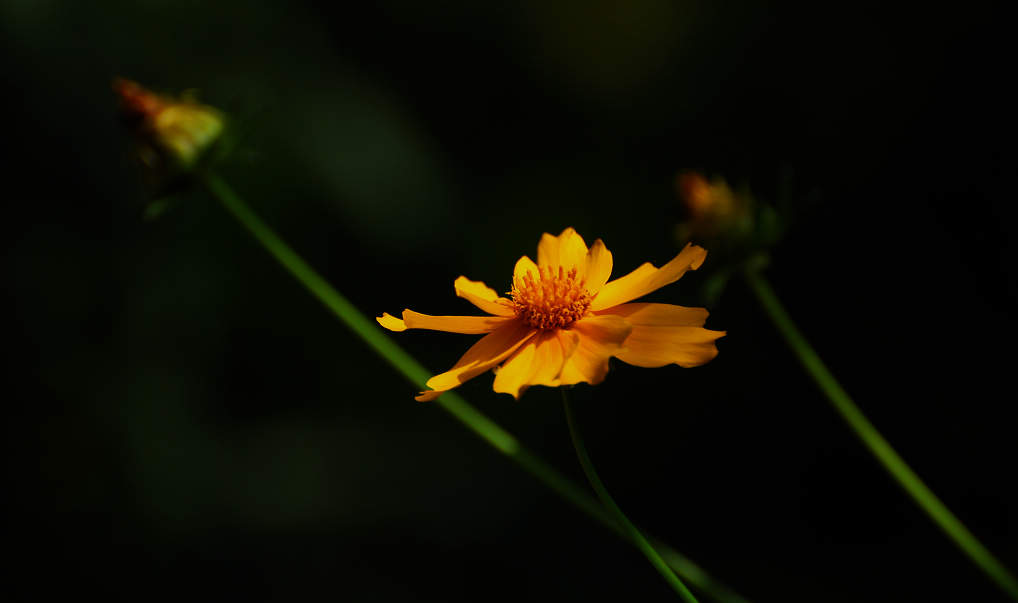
(378, 228), (725, 401)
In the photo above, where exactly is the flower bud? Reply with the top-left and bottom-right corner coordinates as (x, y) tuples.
(675, 171), (757, 243)
(676, 172), (745, 236)
(114, 78), (224, 168)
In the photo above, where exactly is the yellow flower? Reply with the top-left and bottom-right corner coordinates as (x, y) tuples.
(378, 228), (725, 401)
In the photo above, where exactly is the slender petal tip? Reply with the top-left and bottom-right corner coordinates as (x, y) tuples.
(377, 312), (407, 332)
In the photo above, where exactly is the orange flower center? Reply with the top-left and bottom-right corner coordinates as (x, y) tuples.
(511, 266), (592, 330)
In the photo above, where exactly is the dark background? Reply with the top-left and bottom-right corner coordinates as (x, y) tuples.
(4, 1), (1015, 601)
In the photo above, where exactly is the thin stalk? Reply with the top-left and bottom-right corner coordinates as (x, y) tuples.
(201, 173), (749, 603)
(562, 388), (700, 602)
(743, 266), (1018, 600)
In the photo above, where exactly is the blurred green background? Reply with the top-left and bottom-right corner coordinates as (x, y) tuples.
(4, 1), (1016, 601)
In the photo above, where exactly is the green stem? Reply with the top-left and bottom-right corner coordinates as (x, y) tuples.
(743, 266), (1018, 600)
(562, 389), (700, 602)
(202, 173), (748, 603)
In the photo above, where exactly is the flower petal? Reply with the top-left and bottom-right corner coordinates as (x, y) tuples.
(590, 243), (707, 311)
(614, 325), (725, 368)
(557, 314), (632, 386)
(491, 338), (539, 399)
(533, 330), (580, 386)
(492, 330), (579, 399)
(398, 310), (513, 334)
(597, 302), (708, 327)
(598, 301), (720, 368)
(537, 227), (589, 275)
(512, 255), (540, 283)
(416, 321), (535, 401)
(377, 312), (407, 332)
(584, 239), (613, 294)
(454, 276), (515, 316)
(536, 233), (560, 268)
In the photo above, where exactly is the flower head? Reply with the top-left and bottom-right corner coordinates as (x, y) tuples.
(379, 228), (725, 401)
(676, 171), (752, 241)
(114, 78), (224, 168)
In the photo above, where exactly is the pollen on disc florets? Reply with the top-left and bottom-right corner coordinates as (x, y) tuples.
(511, 265), (593, 330)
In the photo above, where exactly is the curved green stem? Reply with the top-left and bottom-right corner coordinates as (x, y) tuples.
(743, 266), (1018, 600)
(562, 389), (700, 602)
(202, 173), (749, 603)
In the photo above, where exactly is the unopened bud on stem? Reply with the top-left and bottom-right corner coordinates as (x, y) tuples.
(114, 78), (224, 168)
